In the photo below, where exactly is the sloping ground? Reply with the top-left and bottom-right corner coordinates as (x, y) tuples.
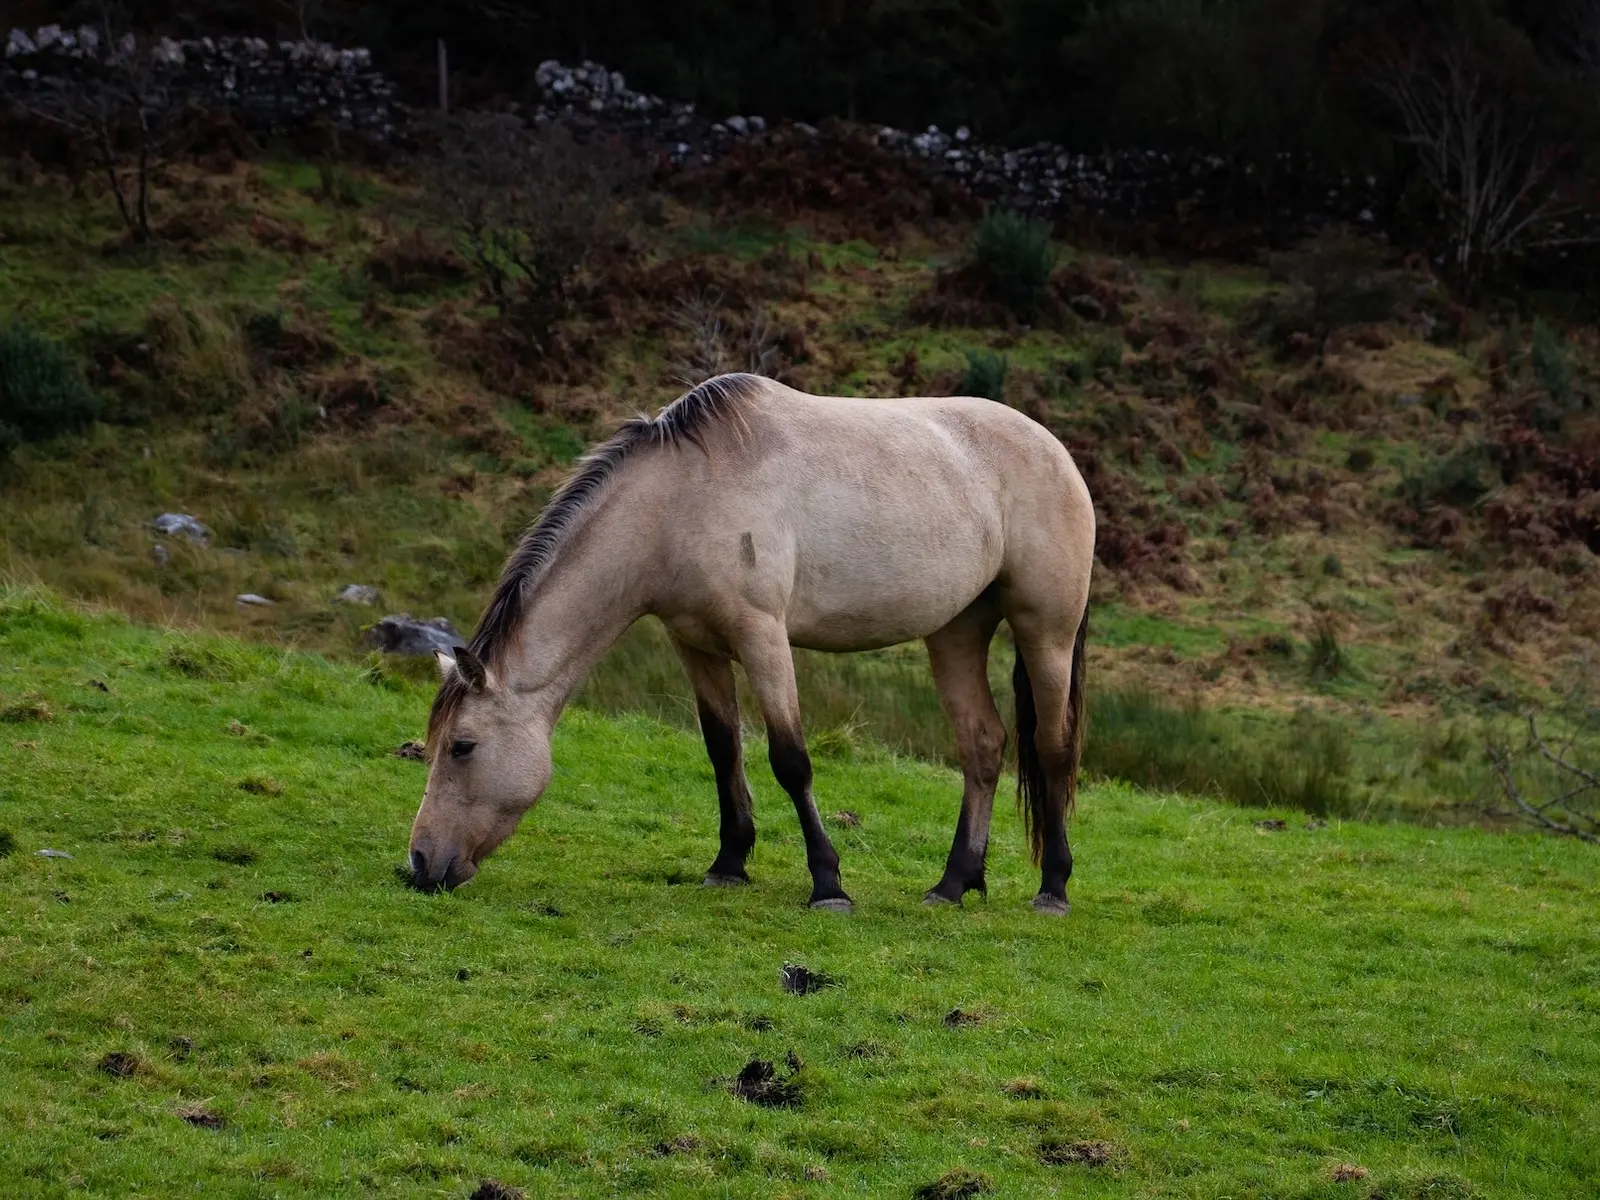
(0, 590), (1596, 1197)
(1, 155), (1597, 822)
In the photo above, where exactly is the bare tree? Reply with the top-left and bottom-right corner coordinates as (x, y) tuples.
(1359, 32), (1580, 291)
(1484, 692), (1600, 844)
(672, 290), (781, 385)
(4, 17), (182, 242)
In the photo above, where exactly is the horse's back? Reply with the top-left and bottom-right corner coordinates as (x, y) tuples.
(652, 383), (1091, 651)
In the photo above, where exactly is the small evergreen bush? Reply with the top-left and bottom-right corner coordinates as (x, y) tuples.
(0, 324), (100, 456)
(971, 209), (1057, 321)
(1530, 318), (1572, 408)
(960, 350), (1009, 401)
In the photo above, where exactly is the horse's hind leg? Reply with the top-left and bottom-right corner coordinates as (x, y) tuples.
(924, 599), (1004, 906)
(673, 639), (757, 886)
(733, 620), (851, 912)
(1010, 616), (1088, 916)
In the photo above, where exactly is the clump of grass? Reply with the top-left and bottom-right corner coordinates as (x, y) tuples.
(163, 639), (251, 683)
(0, 694), (54, 723)
(144, 298), (256, 415)
(1307, 616), (1346, 682)
(0, 323), (101, 456)
(959, 350), (1009, 402)
(237, 775), (284, 796)
(210, 844), (259, 866)
(971, 209), (1056, 321)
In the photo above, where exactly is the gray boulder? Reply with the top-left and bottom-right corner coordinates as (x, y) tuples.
(335, 584), (380, 606)
(152, 513), (209, 543)
(363, 614), (466, 656)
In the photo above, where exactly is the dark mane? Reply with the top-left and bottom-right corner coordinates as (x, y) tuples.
(426, 372), (766, 752)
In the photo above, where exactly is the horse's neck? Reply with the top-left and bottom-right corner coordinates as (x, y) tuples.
(501, 500), (650, 721)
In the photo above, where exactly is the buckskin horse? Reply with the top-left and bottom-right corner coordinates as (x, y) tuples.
(409, 372), (1094, 914)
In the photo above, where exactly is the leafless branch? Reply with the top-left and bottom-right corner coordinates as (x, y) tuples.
(1360, 33), (1586, 289)
(1483, 711), (1600, 843)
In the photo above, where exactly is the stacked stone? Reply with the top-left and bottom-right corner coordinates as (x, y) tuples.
(3, 25), (403, 138)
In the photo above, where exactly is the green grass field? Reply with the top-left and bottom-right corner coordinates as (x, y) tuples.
(1, 588), (1597, 1198)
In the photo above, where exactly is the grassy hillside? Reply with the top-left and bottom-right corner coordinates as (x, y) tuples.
(1, 590), (1597, 1197)
(1, 150), (1597, 826)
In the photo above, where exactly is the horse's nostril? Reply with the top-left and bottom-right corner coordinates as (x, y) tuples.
(409, 849), (427, 878)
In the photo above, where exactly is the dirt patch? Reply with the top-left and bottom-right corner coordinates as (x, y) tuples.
(779, 963), (837, 995)
(1003, 1077), (1045, 1098)
(97, 1052), (142, 1079)
(830, 809), (861, 828)
(1039, 1138), (1126, 1168)
(393, 740), (427, 760)
(1332, 1163), (1371, 1183)
(943, 1008), (983, 1028)
(912, 1167), (993, 1199)
(0, 696), (54, 724)
(1255, 819), (1288, 831)
(649, 1135), (700, 1157)
(210, 844), (258, 866)
(174, 1099), (223, 1129)
(469, 1182), (526, 1200)
(726, 1056), (804, 1108)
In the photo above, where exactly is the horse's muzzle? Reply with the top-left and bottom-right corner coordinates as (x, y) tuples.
(407, 848), (475, 892)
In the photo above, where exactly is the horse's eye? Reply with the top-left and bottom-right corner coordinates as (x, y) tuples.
(449, 739), (477, 760)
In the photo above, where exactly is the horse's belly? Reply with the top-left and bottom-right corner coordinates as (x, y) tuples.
(784, 523), (999, 651)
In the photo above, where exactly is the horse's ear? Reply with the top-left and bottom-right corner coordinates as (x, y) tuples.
(433, 648), (458, 680)
(453, 646), (488, 694)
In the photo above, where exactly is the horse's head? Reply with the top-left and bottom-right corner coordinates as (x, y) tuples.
(407, 647), (551, 891)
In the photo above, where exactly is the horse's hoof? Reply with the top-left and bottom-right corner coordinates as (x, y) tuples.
(1032, 894), (1070, 917)
(703, 872), (749, 888)
(810, 896), (853, 914)
(923, 889), (960, 907)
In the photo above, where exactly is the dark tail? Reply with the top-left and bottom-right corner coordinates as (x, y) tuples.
(1014, 610), (1089, 864)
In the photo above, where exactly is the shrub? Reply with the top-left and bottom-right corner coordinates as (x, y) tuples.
(1397, 444), (1490, 511)
(1530, 318), (1572, 408)
(0, 324), (101, 455)
(959, 350), (1009, 401)
(971, 209), (1056, 321)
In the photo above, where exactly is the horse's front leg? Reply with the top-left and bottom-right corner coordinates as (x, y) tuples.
(673, 639), (757, 886)
(734, 621), (852, 912)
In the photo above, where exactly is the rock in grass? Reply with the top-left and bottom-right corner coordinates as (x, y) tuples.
(152, 513), (209, 543)
(235, 593), (275, 607)
(35, 848), (72, 859)
(336, 584), (380, 605)
(362, 614), (465, 656)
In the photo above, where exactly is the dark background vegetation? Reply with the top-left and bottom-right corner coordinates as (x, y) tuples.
(16, 0), (1591, 154)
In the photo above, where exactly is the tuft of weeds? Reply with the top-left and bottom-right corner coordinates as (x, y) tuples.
(1308, 616), (1347, 682)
